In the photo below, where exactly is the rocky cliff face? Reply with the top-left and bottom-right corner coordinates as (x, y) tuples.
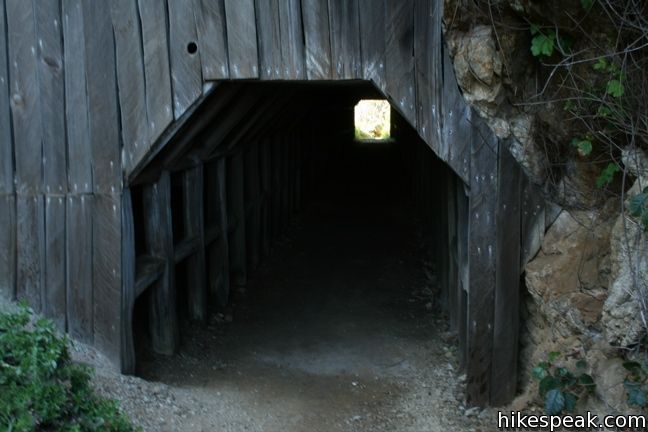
(444, 0), (648, 414)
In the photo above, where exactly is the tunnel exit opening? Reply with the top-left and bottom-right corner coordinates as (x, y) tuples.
(126, 81), (469, 400)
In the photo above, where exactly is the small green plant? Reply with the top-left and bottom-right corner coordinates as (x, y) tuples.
(530, 25), (572, 58)
(0, 306), (138, 431)
(596, 162), (620, 188)
(623, 360), (648, 408)
(532, 352), (596, 415)
(570, 137), (593, 157)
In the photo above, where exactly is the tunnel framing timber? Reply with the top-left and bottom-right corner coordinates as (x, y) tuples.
(0, 0), (548, 406)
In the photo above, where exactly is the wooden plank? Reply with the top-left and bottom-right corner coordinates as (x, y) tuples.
(0, 195), (16, 299)
(277, 0), (305, 79)
(491, 145), (522, 406)
(244, 144), (261, 270)
(66, 194), (93, 344)
(183, 165), (207, 322)
(167, 0), (202, 119)
(44, 196), (66, 330)
(6, 0), (42, 195)
(16, 196), (44, 311)
(327, 0), (361, 79)
(121, 189), (136, 374)
(227, 152), (247, 287)
(254, 0), (282, 80)
(385, 0), (416, 127)
(358, 0), (386, 91)
(137, 0), (174, 144)
(224, 0), (258, 79)
(456, 180), (469, 370)
(521, 176), (545, 269)
(92, 194), (122, 367)
(82, 1), (121, 194)
(111, 0), (148, 174)
(301, 0), (331, 80)
(36, 0), (66, 194)
(0, 0), (13, 194)
(63, 0), (92, 194)
(466, 118), (499, 406)
(143, 171), (179, 355)
(193, 0), (229, 80)
(135, 255), (165, 298)
(214, 157), (231, 306)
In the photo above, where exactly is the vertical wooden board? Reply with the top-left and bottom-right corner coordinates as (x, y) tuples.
(244, 144), (261, 269)
(44, 196), (66, 330)
(520, 175), (545, 269)
(277, 0), (305, 79)
(385, 0), (416, 127)
(0, 0), (13, 194)
(327, 0), (361, 79)
(358, 0), (385, 91)
(491, 145), (522, 406)
(35, 0), (66, 194)
(93, 194), (122, 367)
(442, 50), (471, 183)
(110, 0), (148, 174)
(254, 0), (282, 80)
(446, 174), (458, 330)
(456, 180), (469, 370)
(466, 119), (499, 406)
(6, 0), (42, 195)
(0, 195), (16, 299)
(183, 165), (207, 322)
(193, 0), (229, 80)
(224, 0), (258, 79)
(16, 196), (44, 311)
(215, 157), (231, 306)
(82, 1), (121, 194)
(66, 194), (93, 344)
(301, 0), (331, 80)
(168, 0), (202, 119)
(227, 152), (247, 286)
(63, 0), (92, 194)
(138, 0), (174, 144)
(121, 189), (136, 373)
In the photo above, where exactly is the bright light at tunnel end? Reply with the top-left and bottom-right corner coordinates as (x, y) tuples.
(354, 99), (391, 141)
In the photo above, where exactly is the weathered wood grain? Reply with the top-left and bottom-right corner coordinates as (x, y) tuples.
(143, 171), (179, 355)
(301, 0), (331, 79)
(0, 195), (16, 299)
(278, 0), (305, 79)
(63, 0), (92, 194)
(121, 189), (136, 373)
(44, 196), (66, 330)
(254, 0), (282, 80)
(466, 117), (499, 406)
(193, 0), (229, 80)
(110, 0), (148, 174)
(0, 0), (13, 194)
(491, 145), (522, 406)
(224, 0), (258, 79)
(358, 0), (386, 91)
(16, 196), (44, 311)
(328, 0), (361, 79)
(183, 165), (207, 322)
(92, 194), (122, 367)
(385, 0), (416, 127)
(36, 0), (66, 194)
(168, 0), (202, 119)
(138, 0), (174, 144)
(82, 1), (121, 194)
(66, 194), (93, 344)
(6, 0), (42, 195)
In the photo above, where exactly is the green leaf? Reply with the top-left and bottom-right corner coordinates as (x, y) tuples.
(571, 138), (592, 156)
(539, 376), (560, 397)
(531, 32), (556, 58)
(597, 105), (612, 117)
(538, 361), (551, 370)
(578, 374), (596, 388)
(607, 79), (625, 97)
(625, 381), (647, 407)
(548, 351), (561, 362)
(623, 361), (642, 372)
(545, 389), (566, 415)
(556, 367), (570, 378)
(593, 58), (608, 71)
(564, 392), (578, 412)
(596, 162), (620, 188)
(533, 366), (548, 380)
(581, 0), (595, 9)
(629, 194), (648, 217)
(576, 359), (588, 369)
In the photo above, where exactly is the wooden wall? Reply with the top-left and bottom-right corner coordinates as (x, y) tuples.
(0, 0), (546, 406)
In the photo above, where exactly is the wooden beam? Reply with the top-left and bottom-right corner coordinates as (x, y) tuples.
(224, 0), (258, 78)
(121, 189), (136, 374)
(143, 171), (179, 355)
(244, 143), (261, 270)
(227, 152), (247, 287)
(0, 0), (12, 195)
(212, 158), (231, 306)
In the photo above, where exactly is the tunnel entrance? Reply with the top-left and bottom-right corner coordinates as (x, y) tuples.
(126, 82), (471, 426)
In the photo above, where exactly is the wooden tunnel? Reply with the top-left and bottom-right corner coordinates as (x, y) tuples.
(0, 0), (548, 406)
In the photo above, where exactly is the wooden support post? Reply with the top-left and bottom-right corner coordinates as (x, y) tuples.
(456, 180), (469, 371)
(447, 174), (459, 331)
(121, 189), (136, 374)
(227, 152), (247, 287)
(143, 171), (178, 355)
(183, 164), (207, 322)
(215, 158), (231, 305)
(244, 143), (261, 270)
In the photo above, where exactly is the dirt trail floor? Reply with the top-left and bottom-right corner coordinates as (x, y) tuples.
(74, 151), (500, 431)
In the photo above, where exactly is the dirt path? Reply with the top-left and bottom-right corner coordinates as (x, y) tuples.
(77, 191), (499, 431)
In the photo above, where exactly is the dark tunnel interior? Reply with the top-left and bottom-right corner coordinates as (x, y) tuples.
(128, 82), (465, 396)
